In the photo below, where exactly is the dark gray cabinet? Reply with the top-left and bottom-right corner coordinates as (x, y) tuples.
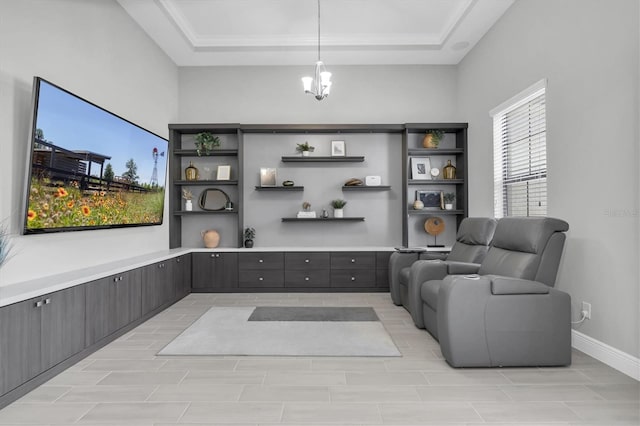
(173, 254), (191, 299)
(375, 251), (392, 288)
(1, 286), (85, 396)
(238, 252), (284, 289)
(284, 252), (330, 288)
(192, 252), (238, 290)
(85, 269), (142, 347)
(142, 260), (174, 315)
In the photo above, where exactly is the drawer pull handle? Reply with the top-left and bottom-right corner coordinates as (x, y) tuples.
(305, 259), (310, 263)
(35, 300), (44, 308)
(351, 276), (356, 281)
(44, 298), (51, 305)
(259, 259), (264, 263)
(258, 277), (264, 281)
(211, 254), (216, 258)
(305, 277), (310, 281)
(351, 259), (356, 263)
(176, 258), (181, 263)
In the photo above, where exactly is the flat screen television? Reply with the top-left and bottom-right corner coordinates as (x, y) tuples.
(22, 77), (168, 234)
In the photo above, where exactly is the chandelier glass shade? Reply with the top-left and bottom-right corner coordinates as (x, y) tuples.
(302, 0), (332, 100)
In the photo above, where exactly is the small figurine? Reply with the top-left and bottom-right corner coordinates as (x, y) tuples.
(302, 201), (311, 211)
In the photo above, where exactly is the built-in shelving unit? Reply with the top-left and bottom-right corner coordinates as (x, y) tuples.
(281, 156), (365, 163)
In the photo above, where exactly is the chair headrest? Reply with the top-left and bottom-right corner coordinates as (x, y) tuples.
(456, 217), (498, 246)
(492, 217), (569, 253)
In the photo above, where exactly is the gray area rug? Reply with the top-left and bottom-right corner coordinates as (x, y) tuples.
(158, 306), (401, 357)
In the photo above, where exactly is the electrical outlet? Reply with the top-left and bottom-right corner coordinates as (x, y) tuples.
(581, 301), (592, 320)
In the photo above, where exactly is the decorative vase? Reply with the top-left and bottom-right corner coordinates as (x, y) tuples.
(202, 229), (220, 248)
(302, 151), (310, 157)
(185, 200), (193, 211)
(445, 203), (453, 210)
(413, 200), (424, 210)
(443, 160), (457, 179)
(185, 161), (198, 181)
(334, 208), (344, 218)
(244, 239), (254, 248)
(422, 133), (438, 148)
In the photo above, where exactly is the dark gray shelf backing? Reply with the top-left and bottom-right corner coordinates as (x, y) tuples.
(241, 124), (404, 134)
(342, 185), (391, 191)
(175, 180), (239, 185)
(408, 179), (464, 185)
(174, 149), (238, 156)
(255, 186), (304, 191)
(281, 156), (365, 163)
(281, 217), (366, 222)
(404, 123), (469, 133)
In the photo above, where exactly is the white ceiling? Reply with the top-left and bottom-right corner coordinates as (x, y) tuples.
(117, 0), (514, 66)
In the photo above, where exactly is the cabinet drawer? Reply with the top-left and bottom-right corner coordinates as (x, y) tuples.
(330, 252), (375, 269)
(285, 252), (330, 270)
(331, 270), (376, 287)
(376, 269), (389, 288)
(285, 269), (330, 288)
(239, 270), (284, 288)
(238, 252), (284, 270)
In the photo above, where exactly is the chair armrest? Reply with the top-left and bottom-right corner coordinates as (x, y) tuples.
(388, 252), (420, 305)
(490, 276), (550, 295)
(408, 260), (449, 327)
(445, 261), (481, 275)
(419, 252), (448, 261)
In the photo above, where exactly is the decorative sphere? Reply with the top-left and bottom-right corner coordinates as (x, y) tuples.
(413, 200), (424, 210)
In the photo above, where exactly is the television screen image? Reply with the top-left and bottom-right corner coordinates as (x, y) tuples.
(23, 78), (168, 234)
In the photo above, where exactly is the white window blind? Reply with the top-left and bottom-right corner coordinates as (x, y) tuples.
(491, 80), (547, 218)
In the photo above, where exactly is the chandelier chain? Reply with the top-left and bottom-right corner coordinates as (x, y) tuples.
(317, 0), (321, 61)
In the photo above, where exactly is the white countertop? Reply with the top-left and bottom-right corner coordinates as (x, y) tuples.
(0, 245), (450, 308)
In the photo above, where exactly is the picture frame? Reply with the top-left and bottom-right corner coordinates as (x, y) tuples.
(416, 190), (443, 209)
(331, 140), (346, 157)
(259, 167), (277, 186)
(216, 165), (231, 181)
(411, 157), (431, 180)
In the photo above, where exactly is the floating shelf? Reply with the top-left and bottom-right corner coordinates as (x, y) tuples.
(408, 209), (464, 216)
(408, 149), (464, 156)
(174, 180), (238, 185)
(281, 217), (365, 222)
(408, 179), (464, 185)
(342, 185), (391, 191)
(174, 210), (237, 215)
(173, 149), (238, 156)
(281, 156), (365, 163)
(255, 186), (304, 191)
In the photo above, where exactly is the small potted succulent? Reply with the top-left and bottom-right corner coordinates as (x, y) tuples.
(296, 142), (315, 157)
(182, 188), (194, 211)
(443, 192), (455, 210)
(422, 130), (445, 148)
(194, 132), (221, 156)
(331, 199), (347, 218)
(244, 227), (256, 248)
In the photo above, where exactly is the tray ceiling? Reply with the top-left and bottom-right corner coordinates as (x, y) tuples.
(117, 0), (514, 66)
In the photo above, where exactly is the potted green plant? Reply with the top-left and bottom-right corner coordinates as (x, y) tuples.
(296, 142), (315, 157)
(194, 132), (221, 156)
(443, 192), (455, 210)
(244, 227), (256, 248)
(422, 130), (445, 148)
(331, 199), (347, 218)
(182, 189), (193, 211)
(0, 225), (10, 268)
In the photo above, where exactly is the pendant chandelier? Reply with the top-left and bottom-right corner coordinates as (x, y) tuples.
(302, 0), (332, 100)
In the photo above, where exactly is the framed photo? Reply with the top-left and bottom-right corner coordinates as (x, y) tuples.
(216, 165), (231, 181)
(331, 140), (346, 157)
(416, 190), (443, 209)
(411, 157), (432, 180)
(259, 168), (277, 186)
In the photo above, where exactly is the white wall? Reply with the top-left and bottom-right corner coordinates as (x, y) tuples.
(178, 65), (457, 124)
(456, 0), (640, 357)
(0, 0), (178, 287)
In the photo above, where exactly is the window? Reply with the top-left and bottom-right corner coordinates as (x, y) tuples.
(491, 79), (547, 218)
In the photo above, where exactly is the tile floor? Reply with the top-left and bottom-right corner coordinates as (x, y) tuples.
(0, 292), (638, 425)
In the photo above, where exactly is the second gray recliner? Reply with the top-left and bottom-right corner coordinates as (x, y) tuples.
(389, 217), (497, 328)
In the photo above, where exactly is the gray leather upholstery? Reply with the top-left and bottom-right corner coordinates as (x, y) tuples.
(423, 217), (571, 367)
(389, 218), (496, 328)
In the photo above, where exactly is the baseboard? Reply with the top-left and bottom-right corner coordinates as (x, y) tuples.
(572, 330), (640, 381)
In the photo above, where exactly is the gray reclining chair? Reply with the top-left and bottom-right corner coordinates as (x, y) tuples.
(422, 217), (570, 367)
(389, 218), (497, 327)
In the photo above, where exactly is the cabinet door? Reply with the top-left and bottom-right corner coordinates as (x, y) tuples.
(142, 261), (174, 315)
(0, 298), (41, 395)
(113, 268), (142, 331)
(41, 286), (86, 371)
(192, 252), (238, 290)
(85, 276), (113, 347)
(173, 254), (191, 300)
